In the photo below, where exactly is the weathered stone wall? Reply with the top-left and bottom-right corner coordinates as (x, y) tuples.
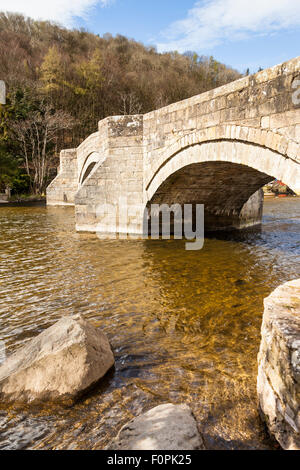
(77, 118), (111, 181)
(144, 57), (300, 196)
(258, 279), (300, 450)
(46, 149), (78, 205)
(238, 189), (264, 230)
(75, 115), (144, 233)
(147, 156), (268, 231)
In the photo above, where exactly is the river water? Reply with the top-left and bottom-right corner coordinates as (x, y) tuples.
(0, 198), (299, 450)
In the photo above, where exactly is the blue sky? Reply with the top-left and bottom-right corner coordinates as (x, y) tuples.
(1, 0), (300, 73)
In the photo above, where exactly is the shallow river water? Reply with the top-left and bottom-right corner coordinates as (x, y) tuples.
(0, 198), (299, 450)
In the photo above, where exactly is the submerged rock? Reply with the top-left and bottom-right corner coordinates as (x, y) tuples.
(257, 279), (300, 450)
(0, 315), (114, 404)
(109, 403), (204, 450)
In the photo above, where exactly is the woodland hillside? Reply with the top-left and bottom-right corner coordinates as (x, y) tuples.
(0, 12), (241, 195)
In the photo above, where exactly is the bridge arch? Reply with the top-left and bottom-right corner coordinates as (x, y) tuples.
(145, 126), (299, 194)
(79, 152), (105, 185)
(145, 139), (300, 232)
(146, 138), (300, 200)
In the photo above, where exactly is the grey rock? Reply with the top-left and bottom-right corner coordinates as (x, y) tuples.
(257, 279), (300, 450)
(109, 403), (204, 450)
(0, 315), (114, 404)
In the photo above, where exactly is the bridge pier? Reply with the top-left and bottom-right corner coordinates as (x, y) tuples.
(46, 149), (78, 206)
(204, 189), (264, 232)
(74, 115), (145, 235)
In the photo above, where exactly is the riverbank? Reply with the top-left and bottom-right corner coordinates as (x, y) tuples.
(0, 197), (46, 207)
(1, 194), (297, 206)
(264, 193), (299, 199)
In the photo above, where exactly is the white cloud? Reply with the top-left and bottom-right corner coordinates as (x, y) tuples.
(0, 0), (112, 26)
(157, 0), (300, 53)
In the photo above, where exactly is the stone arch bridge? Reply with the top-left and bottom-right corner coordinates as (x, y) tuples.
(47, 56), (300, 234)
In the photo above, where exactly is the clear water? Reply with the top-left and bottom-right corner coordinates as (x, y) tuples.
(0, 198), (299, 450)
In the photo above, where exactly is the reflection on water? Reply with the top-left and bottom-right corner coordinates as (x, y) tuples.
(0, 198), (299, 450)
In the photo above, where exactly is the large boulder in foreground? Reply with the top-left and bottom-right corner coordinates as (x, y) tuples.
(257, 279), (300, 450)
(109, 403), (204, 450)
(0, 315), (114, 404)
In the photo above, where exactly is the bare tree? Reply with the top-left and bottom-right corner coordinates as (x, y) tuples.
(119, 92), (142, 115)
(11, 104), (74, 194)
